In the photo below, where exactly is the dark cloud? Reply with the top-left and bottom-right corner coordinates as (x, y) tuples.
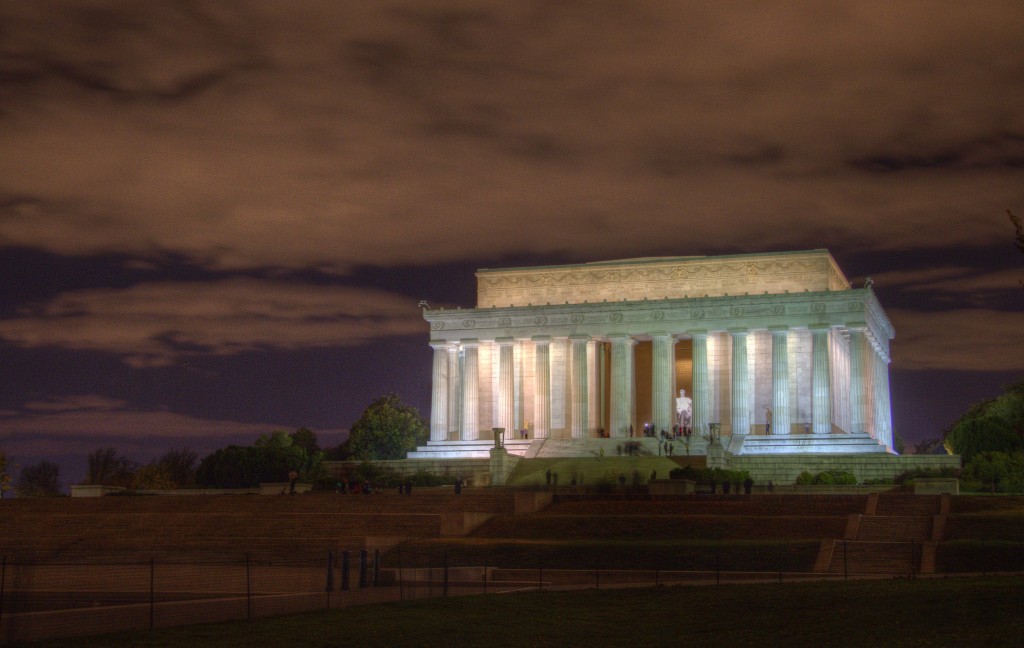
(850, 131), (1024, 173)
(0, 0), (1022, 483)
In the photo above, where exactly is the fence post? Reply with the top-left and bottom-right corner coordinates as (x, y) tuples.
(342, 551), (350, 590)
(843, 540), (848, 581)
(443, 551), (449, 597)
(359, 549), (368, 588)
(374, 549), (380, 587)
(326, 550), (334, 611)
(246, 553), (252, 620)
(538, 559), (543, 592)
(913, 536), (921, 577)
(982, 539), (986, 576)
(483, 556), (488, 594)
(715, 545), (721, 586)
(150, 558), (155, 630)
(778, 545), (783, 583)
(398, 548), (404, 601)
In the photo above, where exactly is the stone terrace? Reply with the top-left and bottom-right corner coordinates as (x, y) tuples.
(0, 490), (520, 561)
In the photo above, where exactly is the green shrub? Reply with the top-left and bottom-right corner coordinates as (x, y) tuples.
(794, 470), (856, 485)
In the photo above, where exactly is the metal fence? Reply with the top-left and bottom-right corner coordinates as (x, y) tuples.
(2, 540), (1020, 644)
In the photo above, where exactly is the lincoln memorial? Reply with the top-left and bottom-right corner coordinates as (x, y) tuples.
(412, 250), (896, 459)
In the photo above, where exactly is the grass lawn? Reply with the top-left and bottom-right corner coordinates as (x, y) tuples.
(23, 576), (1023, 648)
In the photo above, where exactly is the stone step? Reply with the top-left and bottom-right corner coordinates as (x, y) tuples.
(734, 433), (889, 455)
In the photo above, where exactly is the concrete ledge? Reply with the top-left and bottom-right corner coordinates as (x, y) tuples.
(914, 478), (959, 495)
(70, 485), (126, 497)
(513, 491), (554, 513)
(259, 482), (313, 495)
(650, 479), (697, 496)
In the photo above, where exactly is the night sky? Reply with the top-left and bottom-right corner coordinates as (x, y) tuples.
(1, 1), (1022, 490)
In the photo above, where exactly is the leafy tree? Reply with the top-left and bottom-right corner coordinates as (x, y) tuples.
(913, 438), (943, 455)
(257, 430), (325, 481)
(196, 445), (291, 489)
(963, 451), (1024, 494)
(85, 447), (136, 487)
(943, 382), (1024, 463)
(195, 428), (325, 488)
(289, 427), (320, 454)
(156, 449), (199, 488)
(131, 463), (177, 490)
(0, 450), (13, 498)
(342, 394), (429, 460)
(16, 460), (62, 497)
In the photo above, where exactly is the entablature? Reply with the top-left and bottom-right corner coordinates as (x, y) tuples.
(424, 288), (891, 343)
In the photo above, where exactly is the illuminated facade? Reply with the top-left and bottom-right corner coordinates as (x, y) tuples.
(415, 250), (895, 457)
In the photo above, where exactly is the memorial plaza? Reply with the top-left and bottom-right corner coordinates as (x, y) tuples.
(407, 250), (960, 483)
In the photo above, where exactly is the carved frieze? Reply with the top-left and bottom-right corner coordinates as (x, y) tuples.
(477, 250), (850, 307)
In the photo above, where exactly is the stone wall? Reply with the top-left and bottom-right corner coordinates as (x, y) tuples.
(324, 458), (494, 486)
(727, 453), (961, 485)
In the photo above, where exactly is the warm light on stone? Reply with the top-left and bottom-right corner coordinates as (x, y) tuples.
(414, 250), (896, 459)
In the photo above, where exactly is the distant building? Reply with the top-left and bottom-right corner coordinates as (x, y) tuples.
(414, 250), (894, 458)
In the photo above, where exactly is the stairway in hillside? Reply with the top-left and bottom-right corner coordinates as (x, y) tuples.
(821, 492), (947, 576)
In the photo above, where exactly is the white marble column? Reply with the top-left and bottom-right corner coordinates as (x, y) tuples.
(496, 337), (515, 437)
(848, 327), (868, 435)
(598, 341), (608, 432)
(609, 334), (635, 437)
(692, 332), (710, 436)
(879, 349), (894, 450)
(587, 340), (600, 434)
(533, 336), (551, 439)
(651, 334), (674, 434)
(770, 327), (790, 435)
(811, 326), (832, 435)
(872, 342), (893, 450)
(730, 330), (750, 436)
(429, 340), (449, 442)
(570, 335), (589, 438)
(446, 344), (460, 439)
(459, 339), (479, 440)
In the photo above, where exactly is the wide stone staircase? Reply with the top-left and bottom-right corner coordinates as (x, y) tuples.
(819, 492), (948, 576)
(0, 489), (524, 562)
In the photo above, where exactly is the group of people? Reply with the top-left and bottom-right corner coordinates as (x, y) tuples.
(331, 477), (467, 495)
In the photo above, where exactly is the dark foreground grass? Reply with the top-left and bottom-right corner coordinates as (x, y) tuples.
(22, 576), (1023, 648)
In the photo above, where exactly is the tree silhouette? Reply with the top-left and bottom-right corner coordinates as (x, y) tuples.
(16, 461), (62, 497)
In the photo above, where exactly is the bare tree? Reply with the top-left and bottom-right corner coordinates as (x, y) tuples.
(0, 449), (13, 498)
(1010, 210), (1024, 254)
(157, 449), (199, 488)
(85, 447), (135, 486)
(16, 461), (62, 497)
(1010, 210), (1024, 289)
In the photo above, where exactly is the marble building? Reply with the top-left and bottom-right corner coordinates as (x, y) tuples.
(413, 250), (895, 458)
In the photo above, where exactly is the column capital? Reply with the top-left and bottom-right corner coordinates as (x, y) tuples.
(727, 328), (749, 336)
(429, 339), (450, 350)
(608, 333), (636, 345)
(531, 335), (551, 344)
(568, 334), (591, 341)
(845, 322), (868, 332)
(460, 338), (480, 348)
(808, 324), (833, 333)
(688, 329), (709, 339)
(495, 336), (515, 346)
(768, 325), (789, 335)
